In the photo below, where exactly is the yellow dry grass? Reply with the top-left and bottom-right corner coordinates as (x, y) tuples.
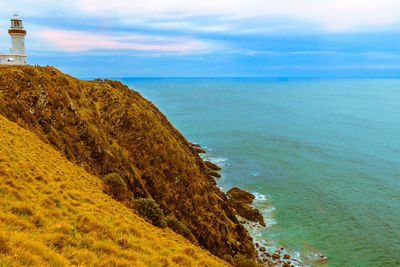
(0, 114), (229, 267)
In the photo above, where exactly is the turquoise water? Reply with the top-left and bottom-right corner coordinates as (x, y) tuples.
(121, 78), (400, 266)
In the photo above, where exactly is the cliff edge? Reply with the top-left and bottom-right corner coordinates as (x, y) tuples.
(0, 65), (257, 261)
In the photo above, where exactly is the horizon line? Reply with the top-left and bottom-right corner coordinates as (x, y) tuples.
(80, 76), (400, 80)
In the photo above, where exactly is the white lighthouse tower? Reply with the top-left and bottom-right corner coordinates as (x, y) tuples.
(0, 14), (27, 65)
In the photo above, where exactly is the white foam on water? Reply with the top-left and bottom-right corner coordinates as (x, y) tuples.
(208, 157), (228, 166)
(200, 152), (229, 167)
(253, 192), (268, 202)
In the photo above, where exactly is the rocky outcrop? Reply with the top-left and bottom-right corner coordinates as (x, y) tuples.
(204, 161), (222, 171)
(209, 171), (222, 178)
(203, 160), (222, 179)
(227, 187), (255, 204)
(194, 147), (207, 154)
(227, 187), (266, 226)
(0, 66), (257, 260)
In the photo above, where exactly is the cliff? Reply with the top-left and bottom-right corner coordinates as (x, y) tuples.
(0, 65), (257, 261)
(0, 113), (229, 266)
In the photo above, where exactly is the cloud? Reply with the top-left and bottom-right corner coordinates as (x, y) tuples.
(1, 0), (400, 38)
(3, 0), (400, 34)
(143, 21), (232, 33)
(40, 29), (214, 53)
(76, 0), (400, 32)
(0, 0), (78, 17)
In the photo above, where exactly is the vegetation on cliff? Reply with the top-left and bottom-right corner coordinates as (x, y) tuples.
(0, 65), (257, 261)
(0, 114), (229, 266)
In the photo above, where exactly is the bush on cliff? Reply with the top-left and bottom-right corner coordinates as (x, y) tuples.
(103, 173), (127, 199)
(132, 198), (166, 228)
(166, 216), (197, 243)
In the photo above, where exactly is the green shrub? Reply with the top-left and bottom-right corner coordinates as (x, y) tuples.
(32, 215), (45, 228)
(166, 216), (196, 243)
(132, 198), (166, 228)
(103, 173), (127, 199)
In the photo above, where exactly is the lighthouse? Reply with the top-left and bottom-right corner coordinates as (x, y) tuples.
(0, 14), (27, 65)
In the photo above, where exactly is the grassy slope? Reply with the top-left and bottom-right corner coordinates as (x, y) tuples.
(0, 114), (229, 267)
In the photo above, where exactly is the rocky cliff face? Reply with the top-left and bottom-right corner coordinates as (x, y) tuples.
(0, 66), (256, 259)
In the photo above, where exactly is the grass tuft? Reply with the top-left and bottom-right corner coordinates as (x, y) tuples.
(0, 233), (10, 254)
(11, 205), (33, 216)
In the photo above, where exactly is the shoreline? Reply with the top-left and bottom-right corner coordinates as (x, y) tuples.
(199, 145), (327, 267)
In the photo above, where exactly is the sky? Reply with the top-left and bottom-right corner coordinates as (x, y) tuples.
(1, 0), (400, 77)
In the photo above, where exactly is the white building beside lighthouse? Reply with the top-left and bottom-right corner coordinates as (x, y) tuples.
(0, 14), (27, 65)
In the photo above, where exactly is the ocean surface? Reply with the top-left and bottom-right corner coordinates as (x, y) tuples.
(120, 78), (400, 266)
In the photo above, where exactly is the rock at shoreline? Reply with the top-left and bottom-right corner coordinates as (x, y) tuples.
(272, 253), (280, 260)
(227, 187), (266, 226)
(283, 254), (290, 259)
(204, 160), (222, 171)
(260, 247), (266, 252)
(227, 187), (255, 204)
(209, 171), (222, 178)
(191, 143), (201, 148)
(194, 147), (206, 154)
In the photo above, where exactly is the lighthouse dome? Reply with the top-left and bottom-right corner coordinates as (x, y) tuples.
(10, 14), (23, 29)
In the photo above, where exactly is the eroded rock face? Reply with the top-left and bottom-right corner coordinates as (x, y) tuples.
(0, 66), (257, 260)
(227, 187), (266, 226)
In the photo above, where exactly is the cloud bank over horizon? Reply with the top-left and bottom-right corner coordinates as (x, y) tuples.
(41, 29), (214, 54)
(1, 0), (400, 77)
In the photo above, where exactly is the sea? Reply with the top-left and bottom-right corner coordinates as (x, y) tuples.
(120, 78), (400, 267)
